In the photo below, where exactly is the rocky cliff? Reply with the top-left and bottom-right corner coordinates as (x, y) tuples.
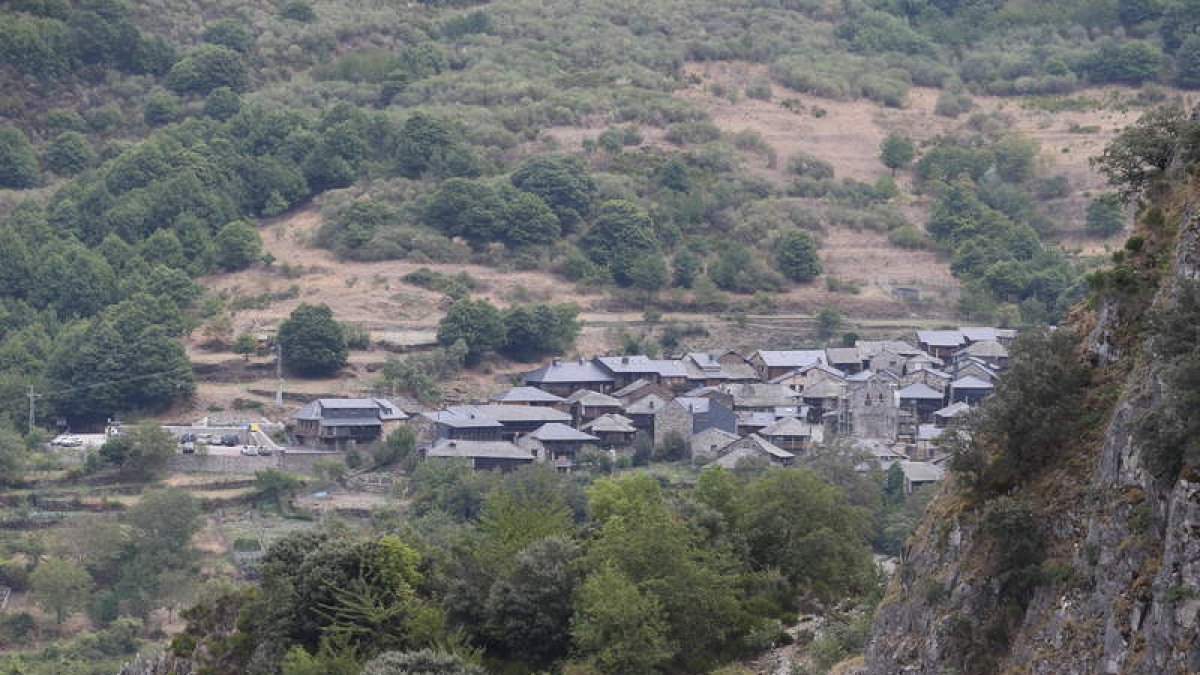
(865, 197), (1200, 674)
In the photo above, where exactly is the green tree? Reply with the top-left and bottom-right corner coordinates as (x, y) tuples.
(255, 469), (303, 509)
(437, 298), (506, 366)
(30, 558), (92, 624)
(510, 154), (595, 231)
(572, 565), (670, 675)
(279, 303), (349, 377)
(483, 537), (580, 665)
(1085, 193), (1126, 237)
(143, 92), (182, 126)
(42, 131), (95, 176)
(361, 650), (484, 675)
(580, 200), (658, 285)
(0, 424), (27, 486)
(1176, 35), (1200, 89)
(167, 45), (248, 95)
(203, 86), (241, 120)
(233, 332), (258, 357)
(627, 254), (669, 293)
(817, 306), (843, 339)
(1094, 105), (1189, 199)
(0, 126), (39, 189)
(879, 133), (915, 174)
(215, 220), (262, 271)
(99, 424), (176, 481)
(776, 229), (822, 282)
(501, 303), (581, 362)
(202, 19), (255, 53)
(673, 249), (700, 288)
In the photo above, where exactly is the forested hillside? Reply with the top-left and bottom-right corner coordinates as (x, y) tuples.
(0, 1), (1197, 673)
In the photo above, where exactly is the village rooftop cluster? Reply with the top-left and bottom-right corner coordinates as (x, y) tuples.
(288, 327), (1014, 490)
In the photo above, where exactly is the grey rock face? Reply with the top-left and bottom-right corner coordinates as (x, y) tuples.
(865, 207), (1200, 675)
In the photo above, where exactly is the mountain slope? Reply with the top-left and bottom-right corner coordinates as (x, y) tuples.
(864, 115), (1200, 674)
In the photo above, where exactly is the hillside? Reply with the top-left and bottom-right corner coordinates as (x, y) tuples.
(864, 104), (1200, 674)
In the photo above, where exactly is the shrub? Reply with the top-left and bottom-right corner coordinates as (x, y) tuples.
(0, 126), (39, 188)
(775, 230), (822, 282)
(43, 132), (94, 176)
(786, 152), (835, 180)
(1085, 194), (1125, 237)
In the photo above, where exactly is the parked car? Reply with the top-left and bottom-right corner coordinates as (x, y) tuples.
(196, 433), (215, 444)
(221, 433), (239, 446)
(179, 433), (196, 444)
(240, 445), (258, 456)
(53, 435), (83, 447)
(255, 445), (272, 456)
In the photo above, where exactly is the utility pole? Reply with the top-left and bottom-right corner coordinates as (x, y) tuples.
(26, 386), (40, 432)
(275, 342), (284, 408)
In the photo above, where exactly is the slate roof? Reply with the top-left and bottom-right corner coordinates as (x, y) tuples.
(916, 424), (946, 443)
(898, 383), (945, 400)
(934, 401), (971, 418)
(769, 362), (846, 384)
(422, 410), (504, 429)
(595, 356), (688, 378)
(737, 411), (779, 428)
(612, 378), (655, 398)
(565, 390), (623, 408)
(754, 349), (827, 368)
(958, 340), (1008, 358)
(448, 404), (572, 424)
(707, 434), (794, 468)
(428, 440), (534, 460)
(721, 382), (803, 407)
(846, 369), (876, 382)
(582, 413), (637, 433)
(912, 367), (952, 380)
(900, 461), (946, 483)
(825, 347), (861, 365)
(917, 330), (967, 348)
(958, 327), (999, 343)
(672, 396), (712, 414)
(528, 423), (599, 443)
(856, 340), (924, 358)
(760, 416), (814, 437)
(293, 398), (408, 422)
(490, 386), (565, 404)
(802, 380), (847, 399)
(951, 376), (994, 390)
(624, 394), (668, 415)
(523, 360), (614, 385)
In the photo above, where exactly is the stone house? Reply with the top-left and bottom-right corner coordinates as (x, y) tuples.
(706, 434), (795, 469)
(758, 416), (820, 454)
(653, 395), (737, 447)
(844, 372), (898, 440)
(523, 358), (614, 396)
(516, 423), (599, 472)
(949, 376), (993, 405)
(897, 383), (946, 423)
(623, 393), (669, 432)
(489, 386), (566, 407)
(291, 398), (409, 450)
(582, 413), (637, 447)
(426, 439), (535, 471)
(565, 390), (624, 425)
(690, 428), (739, 463)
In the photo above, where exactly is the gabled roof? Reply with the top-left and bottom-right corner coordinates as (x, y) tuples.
(524, 360), (614, 385)
(856, 340), (924, 358)
(625, 394), (668, 415)
(721, 382), (802, 407)
(737, 411), (778, 428)
(769, 362), (845, 383)
(802, 380), (847, 399)
(753, 349), (827, 368)
(582, 413), (637, 433)
(912, 367), (951, 380)
(707, 434), (794, 468)
(293, 398), (408, 422)
(951, 376), (994, 390)
(685, 352), (724, 372)
(916, 424), (946, 443)
(612, 378), (655, 398)
(825, 347), (861, 365)
(958, 340), (1008, 358)
(900, 460), (946, 483)
(917, 330), (967, 348)
(760, 416), (813, 438)
(565, 390), (623, 408)
(672, 396), (713, 414)
(692, 427), (739, 445)
(595, 356), (688, 378)
(490, 386), (565, 404)
(846, 369), (876, 383)
(423, 410), (504, 429)
(449, 404), (572, 424)
(958, 327), (999, 342)
(898, 383), (945, 400)
(934, 401), (971, 418)
(529, 423), (599, 443)
(907, 353), (945, 367)
(428, 440), (534, 460)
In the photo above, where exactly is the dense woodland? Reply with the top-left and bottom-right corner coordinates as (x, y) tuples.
(0, 0), (1197, 672)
